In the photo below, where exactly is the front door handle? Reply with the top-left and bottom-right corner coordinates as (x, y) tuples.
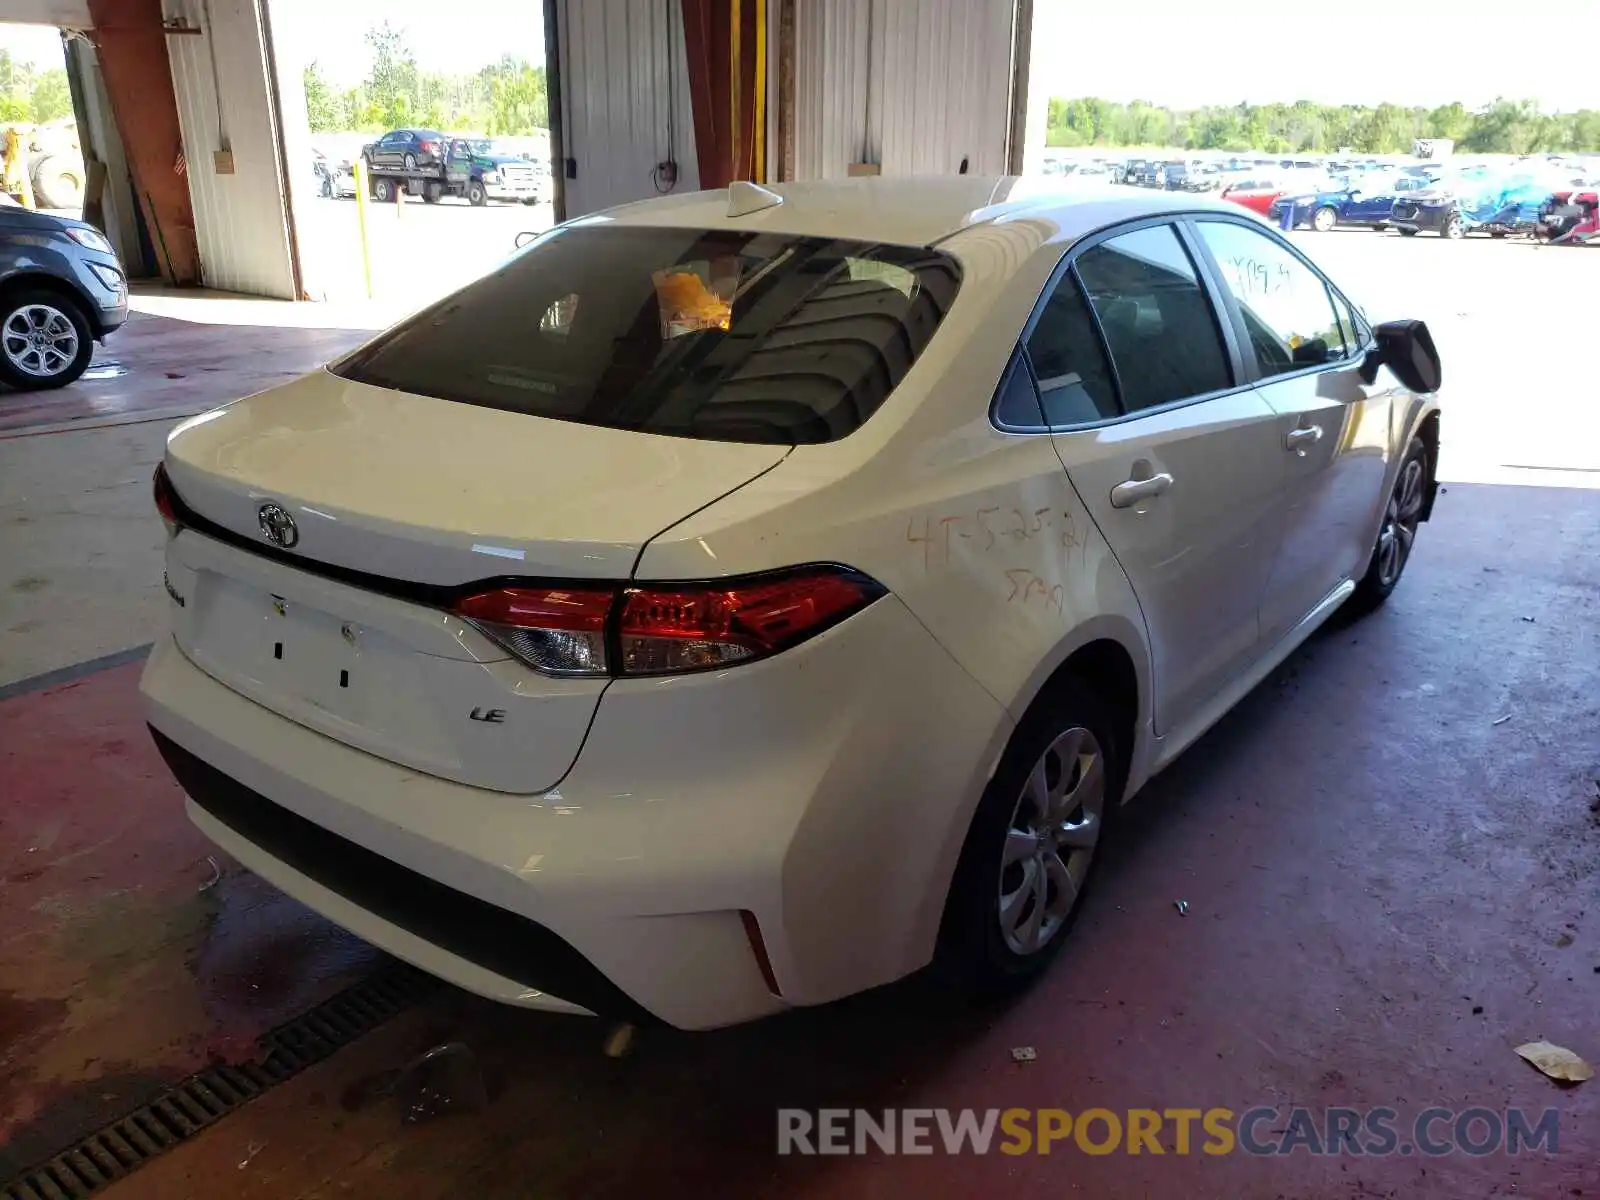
(1285, 424), (1324, 455)
(1110, 472), (1174, 509)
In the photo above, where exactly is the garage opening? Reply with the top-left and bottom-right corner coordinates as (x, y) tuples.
(265, 0), (553, 304)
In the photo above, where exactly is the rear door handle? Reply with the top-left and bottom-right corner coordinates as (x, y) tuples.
(1285, 424), (1323, 454)
(1109, 472), (1174, 509)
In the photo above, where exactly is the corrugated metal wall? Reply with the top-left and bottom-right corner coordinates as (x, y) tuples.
(6, 0), (91, 24)
(164, 0), (296, 297)
(555, 0), (699, 218)
(793, 0), (1017, 180)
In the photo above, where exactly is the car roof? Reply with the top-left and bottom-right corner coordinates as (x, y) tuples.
(593, 176), (1246, 249)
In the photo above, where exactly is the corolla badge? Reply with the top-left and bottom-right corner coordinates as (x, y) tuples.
(257, 502), (299, 549)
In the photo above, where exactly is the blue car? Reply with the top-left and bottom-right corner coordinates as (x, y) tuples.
(1390, 172), (1560, 239)
(1269, 175), (1435, 232)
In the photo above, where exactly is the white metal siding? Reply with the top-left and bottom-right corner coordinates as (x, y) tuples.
(555, 0), (699, 218)
(165, 0), (296, 298)
(793, 0), (1017, 180)
(4, 1), (90, 26)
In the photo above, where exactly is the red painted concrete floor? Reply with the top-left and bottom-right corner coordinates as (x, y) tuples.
(0, 660), (381, 1179)
(4, 480), (1598, 1199)
(0, 310), (367, 437)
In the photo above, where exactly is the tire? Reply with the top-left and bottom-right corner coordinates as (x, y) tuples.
(372, 177), (393, 203)
(403, 153), (418, 171)
(467, 181), (488, 207)
(1348, 436), (1428, 616)
(423, 182), (441, 204)
(0, 288), (94, 391)
(1398, 227), (1419, 237)
(935, 679), (1124, 999)
(1311, 206), (1337, 232)
(1443, 214), (1465, 239)
(30, 155), (85, 210)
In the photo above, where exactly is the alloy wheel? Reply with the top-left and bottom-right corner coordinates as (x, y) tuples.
(997, 725), (1105, 956)
(1376, 457), (1425, 587)
(2, 303), (79, 379)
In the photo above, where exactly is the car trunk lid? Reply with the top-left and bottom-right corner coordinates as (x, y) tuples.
(160, 370), (788, 792)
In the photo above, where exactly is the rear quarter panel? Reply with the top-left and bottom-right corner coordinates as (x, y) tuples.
(635, 216), (1155, 781)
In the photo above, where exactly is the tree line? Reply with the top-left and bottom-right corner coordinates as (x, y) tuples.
(302, 22), (547, 135)
(1046, 97), (1600, 155)
(0, 50), (73, 125)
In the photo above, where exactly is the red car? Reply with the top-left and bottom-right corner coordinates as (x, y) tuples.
(1539, 188), (1600, 244)
(1219, 178), (1287, 216)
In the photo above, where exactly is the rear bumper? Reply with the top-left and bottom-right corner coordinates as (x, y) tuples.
(140, 592), (1009, 1029)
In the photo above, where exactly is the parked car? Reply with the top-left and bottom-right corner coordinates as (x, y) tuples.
(1537, 187), (1600, 244)
(465, 139), (552, 205)
(142, 181), (1442, 1029)
(1270, 175), (1434, 232)
(311, 149), (356, 200)
(1219, 177), (1286, 216)
(0, 206), (127, 390)
(361, 129), (449, 173)
(1390, 173), (1555, 238)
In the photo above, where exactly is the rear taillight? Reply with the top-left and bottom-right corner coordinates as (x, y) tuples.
(420, 140), (439, 154)
(454, 586), (612, 676)
(619, 568), (881, 674)
(451, 566), (884, 678)
(153, 462), (181, 537)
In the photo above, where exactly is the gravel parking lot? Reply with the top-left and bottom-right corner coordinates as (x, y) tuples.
(294, 193), (555, 305)
(1287, 229), (1598, 486)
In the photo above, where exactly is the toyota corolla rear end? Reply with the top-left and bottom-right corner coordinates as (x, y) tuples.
(140, 218), (1004, 1029)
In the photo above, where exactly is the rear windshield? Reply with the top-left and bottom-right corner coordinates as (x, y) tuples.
(335, 225), (961, 445)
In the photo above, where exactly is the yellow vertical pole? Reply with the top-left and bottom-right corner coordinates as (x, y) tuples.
(352, 158), (374, 299)
(753, 0), (767, 183)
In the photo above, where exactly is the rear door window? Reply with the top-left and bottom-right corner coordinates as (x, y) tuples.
(335, 226), (960, 445)
(1073, 224), (1233, 412)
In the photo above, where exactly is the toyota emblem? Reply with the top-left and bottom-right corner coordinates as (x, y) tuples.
(257, 502), (299, 549)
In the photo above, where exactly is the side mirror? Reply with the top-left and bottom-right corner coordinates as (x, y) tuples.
(514, 230), (538, 249)
(1360, 319), (1441, 393)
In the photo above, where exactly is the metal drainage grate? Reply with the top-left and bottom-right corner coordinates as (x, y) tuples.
(1, 961), (440, 1200)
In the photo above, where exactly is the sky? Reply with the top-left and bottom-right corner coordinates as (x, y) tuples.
(1030, 0), (1596, 112)
(2, 3), (1593, 112)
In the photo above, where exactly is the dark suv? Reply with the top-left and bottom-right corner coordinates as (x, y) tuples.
(0, 203), (128, 391)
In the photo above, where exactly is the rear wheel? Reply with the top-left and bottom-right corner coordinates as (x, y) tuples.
(0, 289), (94, 391)
(1311, 206), (1337, 232)
(372, 177), (393, 203)
(1349, 436), (1428, 615)
(403, 153), (418, 171)
(936, 680), (1122, 998)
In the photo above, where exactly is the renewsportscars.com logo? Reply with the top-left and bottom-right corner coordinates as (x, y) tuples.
(777, 1107), (1562, 1157)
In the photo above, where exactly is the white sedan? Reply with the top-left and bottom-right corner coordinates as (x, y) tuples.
(142, 178), (1441, 1029)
